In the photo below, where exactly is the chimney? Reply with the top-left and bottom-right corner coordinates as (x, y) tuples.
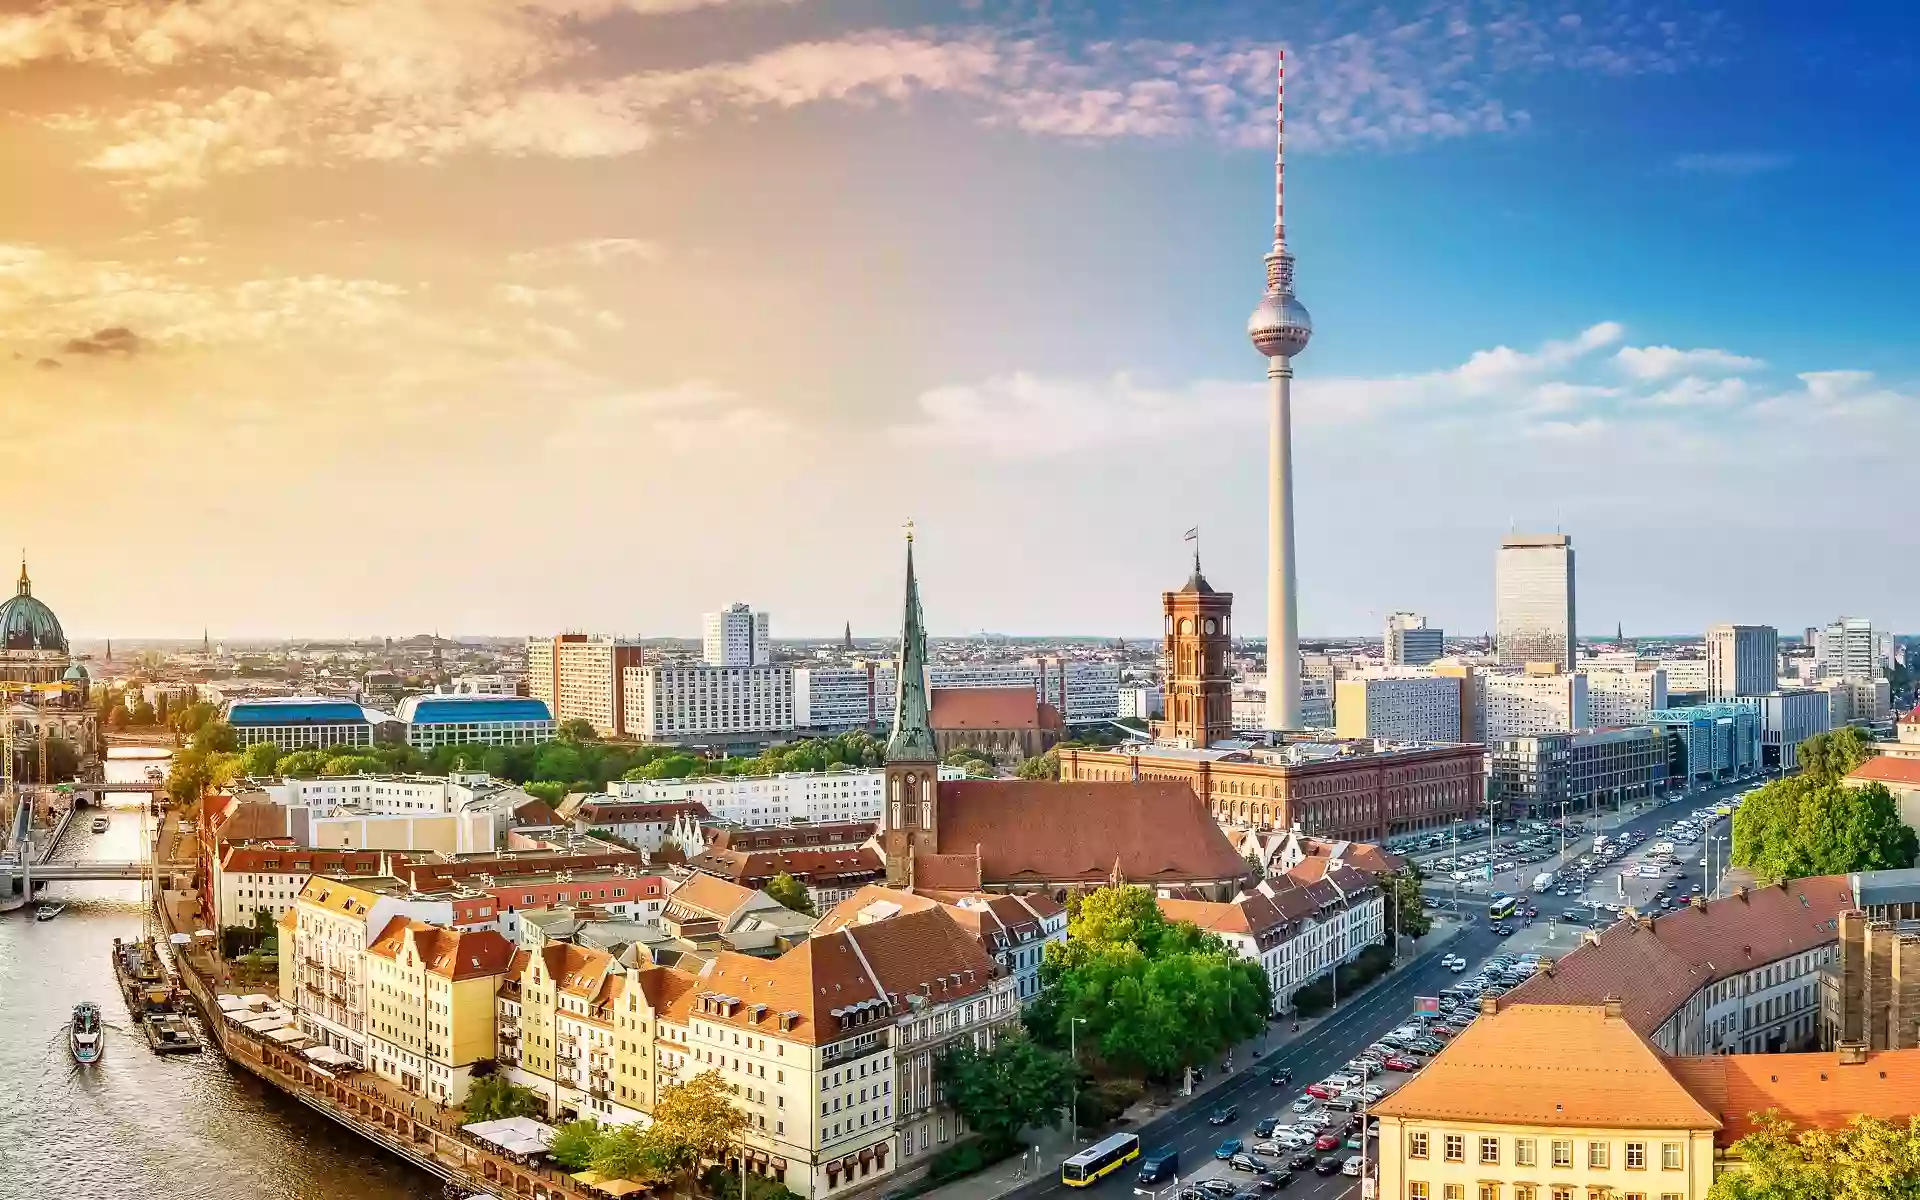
(1582, 930), (1601, 947)
(1479, 995), (1498, 1016)
(1837, 1042), (1868, 1066)
(1689, 895), (1705, 910)
(1532, 959), (1552, 975)
(1735, 886), (1749, 903)
(1638, 913), (1656, 932)
(1603, 996), (1624, 1021)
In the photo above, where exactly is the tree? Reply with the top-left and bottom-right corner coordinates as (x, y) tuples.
(1384, 862), (1433, 939)
(646, 1071), (748, 1196)
(463, 1075), (546, 1120)
(129, 696), (158, 726)
(240, 741), (282, 777)
(42, 735), (79, 782)
(549, 1119), (603, 1171)
(703, 1166), (804, 1200)
(1033, 886), (1270, 1078)
(277, 748), (330, 777)
(322, 754), (385, 776)
(589, 1125), (672, 1186)
(559, 718), (600, 743)
(936, 1030), (1074, 1145)
(1706, 1111), (1920, 1200)
(1017, 747), (1061, 781)
(1732, 773), (1917, 881)
(1797, 727), (1875, 786)
(763, 872), (815, 916)
(196, 721), (239, 754)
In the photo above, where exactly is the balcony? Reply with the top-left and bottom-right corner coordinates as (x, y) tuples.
(822, 1032), (888, 1066)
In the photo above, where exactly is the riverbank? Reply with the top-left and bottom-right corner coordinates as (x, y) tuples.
(156, 882), (612, 1200)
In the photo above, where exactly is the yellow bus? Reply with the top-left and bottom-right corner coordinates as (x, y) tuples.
(1063, 1132), (1141, 1187)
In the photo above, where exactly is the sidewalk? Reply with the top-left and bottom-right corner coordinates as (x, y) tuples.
(917, 919), (1465, 1200)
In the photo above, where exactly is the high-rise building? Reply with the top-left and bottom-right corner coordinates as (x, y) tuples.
(622, 663), (794, 743)
(526, 634), (644, 737)
(1495, 533), (1576, 671)
(1818, 617), (1882, 681)
(1247, 51), (1313, 731)
(1482, 670), (1589, 738)
(1706, 624), (1778, 700)
(1334, 674), (1462, 743)
(702, 602), (769, 667)
(1155, 552), (1235, 749)
(1383, 612), (1444, 667)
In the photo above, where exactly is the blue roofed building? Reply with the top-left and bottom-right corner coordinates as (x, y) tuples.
(395, 694), (556, 750)
(226, 697), (387, 751)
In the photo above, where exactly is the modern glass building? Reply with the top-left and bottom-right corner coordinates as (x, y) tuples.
(1644, 702), (1763, 787)
(1495, 533), (1576, 671)
(395, 695), (556, 750)
(225, 697), (382, 750)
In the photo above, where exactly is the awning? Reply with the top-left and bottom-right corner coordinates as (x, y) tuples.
(266, 1026), (310, 1045)
(571, 1172), (606, 1186)
(305, 1045), (355, 1067)
(463, 1116), (558, 1157)
(597, 1180), (644, 1197)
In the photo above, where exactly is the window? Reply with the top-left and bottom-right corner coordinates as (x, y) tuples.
(1625, 1143), (1646, 1170)
(1552, 1191), (1573, 1200)
(1479, 1187), (1498, 1200)
(1409, 1186), (1429, 1200)
(1552, 1141), (1573, 1169)
(1446, 1135), (1466, 1163)
(1588, 1144), (1609, 1170)
(1444, 1188), (1464, 1200)
(1410, 1133), (1430, 1160)
(1516, 1139), (1537, 1168)
(1515, 1188), (1535, 1200)
(1660, 1144), (1682, 1170)
(1481, 1138), (1501, 1165)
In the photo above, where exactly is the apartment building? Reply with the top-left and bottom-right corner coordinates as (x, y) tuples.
(624, 663), (796, 743)
(705, 603), (772, 667)
(526, 635), (645, 738)
(816, 885), (1067, 1005)
(1584, 666), (1668, 728)
(600, 768), (967, 828)
(1483, 670), (1590, 738)
(1334, 674), (1462, 743)
(213, 846), (393, 930)
(1383, 612), (1445, 668)
(364, 918), (516, 1104)
(1705, 624), (1777, 700)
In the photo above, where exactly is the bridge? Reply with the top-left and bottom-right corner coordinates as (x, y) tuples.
(31, 861), (151, 880)
(76, 781), (163, 795)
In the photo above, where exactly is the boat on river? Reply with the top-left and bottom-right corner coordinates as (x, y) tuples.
(90, 816), (109, 833)
(111, 936), (203, 1055)
(69, 1002), (103, 1064)
(35, 902), (65, 922)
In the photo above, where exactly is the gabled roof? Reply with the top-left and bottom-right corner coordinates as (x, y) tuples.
(666, 873), (762, 924)
(691, 846), (885, 888)
(930, 687), (1042, 732)
(578, 800), (712, 824)
(1499, 876), (1853, 1037)
(368, 917), (516, 981)
(1372, 1003), (1721, 1129)
(933, 779), (1249, 885)
(1668, 1048), (1920, 1144)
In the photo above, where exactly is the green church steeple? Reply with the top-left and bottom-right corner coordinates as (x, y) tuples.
(886, 525), (937, 764)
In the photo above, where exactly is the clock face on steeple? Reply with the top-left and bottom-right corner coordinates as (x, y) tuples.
(1204, 619), (1217, 635)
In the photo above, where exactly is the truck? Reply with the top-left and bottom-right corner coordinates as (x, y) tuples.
(1653, 841), (1676, 856)
(1531, 871), (1556, 893)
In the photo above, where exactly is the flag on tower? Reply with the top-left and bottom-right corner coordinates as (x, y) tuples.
(1184, 527), (1198, 542)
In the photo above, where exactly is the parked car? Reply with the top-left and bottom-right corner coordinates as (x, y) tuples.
(1215, 1140), (1244, 1160)
(1254, 1118), (1282, 1138)
(1342, 1156), (1367, 1177)
(1287, 1153), (1316, 1172)
(1256, 1170), (1294, 1192)
(1230, 1154), (1265, 1173)
(1314, 1134), (1342, 1152)
(1291, 1097), (1316, 1113)
(1209, 1106), (1240, 1126)
(1382, 1056), (1418, 1072)
(1314, 1157), (1345, 1176)
(1304, 1083), (1334, 1100)
(1197, 1179), (1238, 1198)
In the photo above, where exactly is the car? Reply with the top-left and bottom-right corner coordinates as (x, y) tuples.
(1252, 1140), (1287, 1157)
(1382, 1055), (1417, 1072)
(1194, 1180), (1240, 1200)
(1287, 1153), (1316, 1172)
(1209, 1106), (1240, 1126)
(1291, 1096), (1316, 1113)
(1314, 1134), (1342, 1152)
(1304, 1083), (1333, 1100)
(1342, 1156), (1367, 1177)
(1256, 1170), (1294, 1191)
(1494, 924), (1514, 936)
(1324, 1096), (1360, 1113)
(1268, 1066), (1294, 1087)
(1230, 1154), (1264, 1173)
(1326, 1072), (1360, 1089)
(1315, 1157), (1345, 1176)
(1215, 1140), (1244, 1160)
(1254, 1118), (1282, 1138)
(1359, 1086), (1385, 1104)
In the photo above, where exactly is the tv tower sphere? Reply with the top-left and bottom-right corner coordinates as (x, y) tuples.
(1248, 281), (1312, 359)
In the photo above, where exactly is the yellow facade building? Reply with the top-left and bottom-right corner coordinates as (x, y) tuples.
(364, 917), (515, 1104)
(1374, 1002), (1720, 1200)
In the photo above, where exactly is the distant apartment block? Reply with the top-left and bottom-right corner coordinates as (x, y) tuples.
(702, 602), (770, 667)
(1334, 674), (1462, 743)
(622, 663), (794, 743)
(1483, 670), (1589, 738)
(1496, 533), (1575, 671)
(1585, 665), (1669, 728)
(526, 634), (644, 737)
(1383, 612), (1444, 667)
(1755, 689), (1833, 771)
(1707, 624), (1779, 700)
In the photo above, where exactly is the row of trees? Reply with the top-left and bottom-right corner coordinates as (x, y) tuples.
(1709, 1112), (1920, 1200)
(543, 1073), (787, 1199)
(1731, 728), (1917, 882)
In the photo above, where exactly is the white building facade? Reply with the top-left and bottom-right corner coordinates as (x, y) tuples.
(1585, 666), (1669, 728)
(704, 603), (771, 667)
(1483, 671), (1590, 737)
(1706, 624), (1778, 701)
(1334, 674), (1462, 742)
(623, 664), (796, 742)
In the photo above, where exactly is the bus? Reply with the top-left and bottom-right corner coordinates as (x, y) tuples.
(1488, 895), (1519, 922)
(1063, 1132), (1141, 1187)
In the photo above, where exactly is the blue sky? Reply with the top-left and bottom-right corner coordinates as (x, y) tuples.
(0, 0), (1914, 638)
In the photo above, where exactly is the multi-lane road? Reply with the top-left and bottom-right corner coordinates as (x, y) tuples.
(1000, 778), (1759, 1200)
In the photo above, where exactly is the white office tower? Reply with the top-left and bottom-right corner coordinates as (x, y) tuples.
(1585, 666), (1668, 727)
(1816, 617), (1882, 681)
(1483, 670), (1590, 738)
(1705, 624), (1778, 700)
(1495, 534), (1576, 671)
(1383, 612), (1445, 667)
(703, 602), (770, 667)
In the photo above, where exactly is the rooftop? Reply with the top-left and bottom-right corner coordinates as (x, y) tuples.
(1372, 1003), (1721, 1129)
(1669, 1047), (1920, 1145)
(227, 697), (382, 726)
(396, 695), (554, 725)
(934, 778), (1250, 885)
(1845, 756), (1920, 786)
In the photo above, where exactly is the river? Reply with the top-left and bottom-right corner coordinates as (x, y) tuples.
(0, 749), (442, 1199)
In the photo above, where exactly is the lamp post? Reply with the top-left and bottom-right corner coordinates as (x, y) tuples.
(1069, 1017), (1087, 1148)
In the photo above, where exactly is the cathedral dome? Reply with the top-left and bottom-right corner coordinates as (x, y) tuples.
(0, 563), (67, 653)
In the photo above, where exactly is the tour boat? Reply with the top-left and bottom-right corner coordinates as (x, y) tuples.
(91, 816), (110, 834)
(70, 1002), (104, 1065)
(144, 765), (165, 783)
(35, 902), (65, 922)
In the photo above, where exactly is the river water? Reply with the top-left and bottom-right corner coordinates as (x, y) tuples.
(0, 749), (440, 1199)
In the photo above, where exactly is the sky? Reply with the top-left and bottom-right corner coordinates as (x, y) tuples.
(1, 0), (1916, 641)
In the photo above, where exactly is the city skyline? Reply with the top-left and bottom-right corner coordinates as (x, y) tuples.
(3, 1), (1917, 639)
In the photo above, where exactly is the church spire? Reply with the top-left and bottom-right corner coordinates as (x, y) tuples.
(886, 524), (936, 763)
(16, 554), (29, 598)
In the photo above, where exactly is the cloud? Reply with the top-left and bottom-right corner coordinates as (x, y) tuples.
(1452, 321), (1622, 392)
(12, 0), (1724, 188)
(1673, 152), (1791, 175)
(33, 357), (62, 370)
(61, 325), (143, 356)
(1613, 344), (1765, 379)
(510, 238), (662, 270)
(1641, 375), (1750, 407)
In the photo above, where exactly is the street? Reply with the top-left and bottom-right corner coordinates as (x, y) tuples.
(998, 776), (1759, 1200)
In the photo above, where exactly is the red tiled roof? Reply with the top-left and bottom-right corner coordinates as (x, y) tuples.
(578, 800), (712, 824)
(930, 687), (1042, 731)
(368, 917), (516, 981)
(707, 822), (876, 852)
(1668, 1048), (1920, 1144)
(220, 846), (395, 875)
(214, 801), (291, 844)
(690, 846), (886, 888)
(935, 779), (1249, 886)
(913, 852), (984, 891)
(1501, 876), (1853, 1036)
(1846, 757), (1920, 786)
(667, 872), (761, 922)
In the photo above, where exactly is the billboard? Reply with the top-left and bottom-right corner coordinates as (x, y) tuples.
(1414, 995), (1439, 1015)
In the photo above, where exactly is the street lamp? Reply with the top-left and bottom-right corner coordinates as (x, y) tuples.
(1069, 1017), (1088, 1148)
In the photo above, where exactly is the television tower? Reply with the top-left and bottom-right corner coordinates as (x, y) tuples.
(1247, 49), (1313, 732)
